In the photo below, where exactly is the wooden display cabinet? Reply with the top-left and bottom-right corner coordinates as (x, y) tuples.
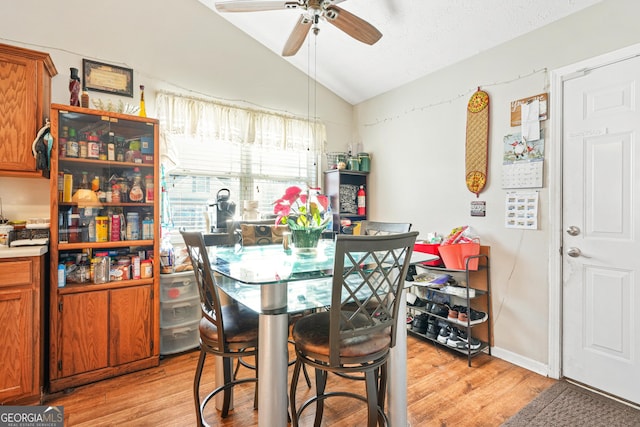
(0, 43), (57, 178)
(48, 104), (160, 392)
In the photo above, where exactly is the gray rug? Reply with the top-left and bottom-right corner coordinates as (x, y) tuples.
(502, 380), (640, 426)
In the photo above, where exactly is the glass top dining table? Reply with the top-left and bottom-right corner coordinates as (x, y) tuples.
(209, 239), (438, 427)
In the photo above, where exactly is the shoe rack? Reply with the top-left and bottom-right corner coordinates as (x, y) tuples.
(406, 247), (491, 367)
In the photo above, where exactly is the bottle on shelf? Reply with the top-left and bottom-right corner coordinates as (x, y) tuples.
(57, 264), (66, 288)
(144, 174), (154, 203)
(142, 214), (154, 240)
(80, 171), (89, 189)
(139, 85), (147, 117)
(66, 127), (78, 158)
(129, 167), (144, 202)
(81, 86), (89, 108)
(78, 253), (90, 283)
(88, 216), (96, 242)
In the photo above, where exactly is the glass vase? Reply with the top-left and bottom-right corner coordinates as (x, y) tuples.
(290, 227), (323, 257)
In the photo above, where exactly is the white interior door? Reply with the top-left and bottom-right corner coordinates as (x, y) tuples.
(562, 54), (640, 405)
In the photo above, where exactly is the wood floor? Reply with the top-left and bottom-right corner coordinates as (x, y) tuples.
(44, 335), (555, 426)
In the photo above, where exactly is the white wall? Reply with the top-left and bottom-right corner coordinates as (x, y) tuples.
(352, 0), (640, 369)
(0, 0), (353, 220)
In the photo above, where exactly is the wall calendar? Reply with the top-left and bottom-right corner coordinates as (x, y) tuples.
(502, 130), (544, 189)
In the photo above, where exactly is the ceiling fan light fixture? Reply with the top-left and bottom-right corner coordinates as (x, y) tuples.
(215, 0), (382, 56)
(324, 9), (338, 20)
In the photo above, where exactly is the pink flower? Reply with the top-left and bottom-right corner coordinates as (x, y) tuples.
(273, 186), (331, 230)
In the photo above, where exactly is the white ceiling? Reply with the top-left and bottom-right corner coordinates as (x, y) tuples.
(199, 0), (602, 105)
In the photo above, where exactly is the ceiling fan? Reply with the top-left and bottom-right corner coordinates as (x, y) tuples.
(214, 0), (383, 56)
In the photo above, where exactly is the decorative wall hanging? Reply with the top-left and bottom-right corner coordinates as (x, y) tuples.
(465, 88), (490, 196)
(82, 59), (133, 97)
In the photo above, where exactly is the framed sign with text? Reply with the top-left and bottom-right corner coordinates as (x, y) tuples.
(82, 59), (133, 97)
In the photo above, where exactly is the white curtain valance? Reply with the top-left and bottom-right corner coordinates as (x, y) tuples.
(155, 91), (326, 154)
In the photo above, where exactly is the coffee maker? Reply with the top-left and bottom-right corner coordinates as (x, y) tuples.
(206, 188), (236, 232)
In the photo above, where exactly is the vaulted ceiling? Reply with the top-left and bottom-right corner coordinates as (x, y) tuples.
(199, 0), (603, 104)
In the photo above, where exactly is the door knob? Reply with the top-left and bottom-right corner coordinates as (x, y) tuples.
(567, 247), (582, 257)
(566, 226), (580, 236)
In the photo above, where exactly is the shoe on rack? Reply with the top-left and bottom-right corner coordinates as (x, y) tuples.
(456, 329), (482, 351)
(437, 326), (451, 344)
(448, 306), (460, 322)
(426, 318), (439, 340)
(430, 303), (449, 318)
(407, 293), (427, 307)
(446, 327), (463, 348)
(457, 307), (488, 325)
(406, 314), (414, 325)
(411, 313), (429, 334)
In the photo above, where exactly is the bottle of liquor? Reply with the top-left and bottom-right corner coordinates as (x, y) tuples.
(139, 85), (147, 117)
(81, 86), (90, 108)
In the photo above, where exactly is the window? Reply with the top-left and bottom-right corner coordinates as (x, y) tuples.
(156, 93), (326, 231)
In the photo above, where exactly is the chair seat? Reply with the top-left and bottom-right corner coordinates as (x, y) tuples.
(200, 303), (259, 345)
(293, 311), (391, 360)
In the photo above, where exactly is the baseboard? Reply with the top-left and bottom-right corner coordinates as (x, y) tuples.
(491, 346), (550, 377)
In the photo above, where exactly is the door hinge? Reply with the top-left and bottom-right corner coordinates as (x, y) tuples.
(58, 360), (62, 371)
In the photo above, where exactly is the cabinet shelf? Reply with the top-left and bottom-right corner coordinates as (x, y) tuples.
(58, 240), (154, 251)
(59, 158), (153, 169)
(58, 202), (154, 209)
(58, 278), (155, 294)
(407, 247), (491, 367)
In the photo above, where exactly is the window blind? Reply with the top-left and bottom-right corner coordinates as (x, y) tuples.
(156, 92), (326, 231)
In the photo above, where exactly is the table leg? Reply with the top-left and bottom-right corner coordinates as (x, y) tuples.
(388, 285), (409, 427)
(258, 283), (289, 427)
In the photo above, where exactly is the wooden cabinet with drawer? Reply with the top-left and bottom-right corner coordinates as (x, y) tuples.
(0, 255), (45, 404)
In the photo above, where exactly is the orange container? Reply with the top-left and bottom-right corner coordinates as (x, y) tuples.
(413, 243), (443, 266)
(438, 242), (480, 270)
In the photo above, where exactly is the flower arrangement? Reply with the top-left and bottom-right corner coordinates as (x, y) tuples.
(273, 186), (331, 230)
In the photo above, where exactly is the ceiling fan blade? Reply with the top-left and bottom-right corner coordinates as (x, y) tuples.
(215, 1), (299, 13)
(282, 14), (312, 56)
(325, 5), (382, 45)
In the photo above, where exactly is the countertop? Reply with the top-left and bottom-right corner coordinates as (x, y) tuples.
(0, 245), (48, 258)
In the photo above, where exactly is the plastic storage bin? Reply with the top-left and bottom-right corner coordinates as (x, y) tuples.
(160, 320), (200, 355)
(160, 271), (198, 301)
(161, 296), (201, 327)
(413, 242), (443, 267)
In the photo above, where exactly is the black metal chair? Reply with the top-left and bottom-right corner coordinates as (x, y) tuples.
(181, 231), (259, 426)
(289, 231), (419, 427)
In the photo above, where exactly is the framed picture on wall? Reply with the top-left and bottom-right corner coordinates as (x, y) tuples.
(82, 59), (134, 97)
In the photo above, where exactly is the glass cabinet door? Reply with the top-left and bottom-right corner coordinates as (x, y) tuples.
(53, 107), (158, 286)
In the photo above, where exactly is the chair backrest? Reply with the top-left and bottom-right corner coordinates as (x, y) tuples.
(328, 231), (419, 366)
(227, 219), (288, 246)
(359, 221), (412, 235)
(181, 231), (231, 346)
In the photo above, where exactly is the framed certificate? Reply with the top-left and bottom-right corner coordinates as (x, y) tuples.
(82, 59), (133, 97)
